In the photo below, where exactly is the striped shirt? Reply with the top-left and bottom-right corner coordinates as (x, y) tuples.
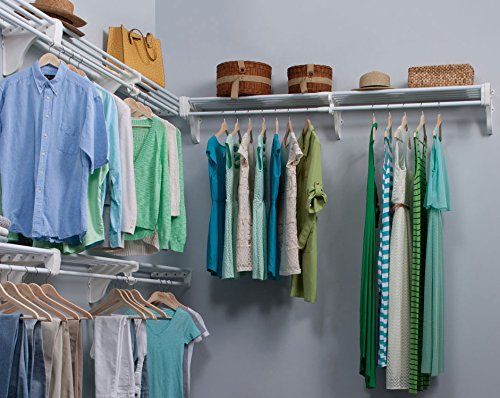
(377, 134), (393, 367)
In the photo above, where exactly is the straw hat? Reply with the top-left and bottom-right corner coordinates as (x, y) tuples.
(353, 71), (393, 91)
(31, 0), (86, 36)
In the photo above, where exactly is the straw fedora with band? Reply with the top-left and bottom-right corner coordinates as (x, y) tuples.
(31, 0), (86, 36)
(353, 71), (393, 91)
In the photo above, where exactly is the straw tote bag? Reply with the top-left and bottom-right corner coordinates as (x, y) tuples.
(107, 25), (165, 87)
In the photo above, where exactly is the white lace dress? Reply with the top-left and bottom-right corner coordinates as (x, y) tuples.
(236, 132), (254, 272)
(278, 132), (303, 276)
(387, 136), (413, 389)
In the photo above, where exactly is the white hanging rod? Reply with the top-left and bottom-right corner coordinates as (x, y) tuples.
(188, 100), (483, 117)
(0, 263), (184, 286)
(189, 106), (331, 117)
(331, 99), (484, 112)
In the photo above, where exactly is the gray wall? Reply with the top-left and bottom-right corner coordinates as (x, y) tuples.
(2, 0), (499, 397)
(154, 1), (500, 397)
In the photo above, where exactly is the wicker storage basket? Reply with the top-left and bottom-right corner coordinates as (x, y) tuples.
(408, 64), (474, 88)
(287, 64), (333, 94)
(216, 61), (272, 98)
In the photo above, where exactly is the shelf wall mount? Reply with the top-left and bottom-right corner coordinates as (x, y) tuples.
(1, 17), (63, 76)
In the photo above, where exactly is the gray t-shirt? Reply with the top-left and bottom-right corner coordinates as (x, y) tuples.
(181, 306), (209, 398)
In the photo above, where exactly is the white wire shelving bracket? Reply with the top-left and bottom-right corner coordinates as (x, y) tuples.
(0, 243), (191, 302)
(0, 0), (179, 116)
(184, 84), (494, 142)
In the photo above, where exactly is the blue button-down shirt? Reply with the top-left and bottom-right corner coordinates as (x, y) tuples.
(94, 84), (122, 248)
(0, 61), (108, 244)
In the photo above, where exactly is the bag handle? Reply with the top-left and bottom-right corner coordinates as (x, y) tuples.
(128, 28), (157, 61)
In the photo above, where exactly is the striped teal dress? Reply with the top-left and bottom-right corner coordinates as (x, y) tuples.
(377, 133), (393, 367)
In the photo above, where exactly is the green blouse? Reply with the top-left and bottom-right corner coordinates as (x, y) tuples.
(291, 126), (327, 303)
(126, 117), (171, 249)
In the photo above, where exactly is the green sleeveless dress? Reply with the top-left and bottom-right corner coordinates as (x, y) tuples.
(409, 131), (430, 393)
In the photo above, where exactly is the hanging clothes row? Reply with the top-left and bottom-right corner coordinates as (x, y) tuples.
(0, 280), (208, 398)
(359, 112), (450, 392)
(0, 57), (186, 255)
(206, 117), (327, 303)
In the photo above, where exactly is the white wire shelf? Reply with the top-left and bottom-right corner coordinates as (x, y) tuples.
(0, 243), (191, 302)
(0, 0), (179, 116)
(185, 84), (494, 141)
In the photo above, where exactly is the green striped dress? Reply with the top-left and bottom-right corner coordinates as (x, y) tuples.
(409, 132), (430, 393)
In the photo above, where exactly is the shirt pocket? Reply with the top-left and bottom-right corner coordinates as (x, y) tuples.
(57, 123), (79, 155)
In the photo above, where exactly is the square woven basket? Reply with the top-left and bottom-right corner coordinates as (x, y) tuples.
(408, 64), (474, 88)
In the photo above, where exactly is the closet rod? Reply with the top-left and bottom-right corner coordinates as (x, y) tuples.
(188, 106), (331, 116)
(0, 264), (184, 287)
(189, 100), (482, 117)
(34, 40), (179, 115)
(330, 99), (483, 112)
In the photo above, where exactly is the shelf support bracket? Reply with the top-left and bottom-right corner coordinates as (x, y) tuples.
(179, 97), (201, 144)
(482, 83), (494, 135)
(97, 68), (141, 94)
(328, 93), (342, 140)
(188, 115), (201, 144)
(2, 19), (63, 76)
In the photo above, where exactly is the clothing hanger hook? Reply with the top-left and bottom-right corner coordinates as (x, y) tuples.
(22, 266), (29, 283)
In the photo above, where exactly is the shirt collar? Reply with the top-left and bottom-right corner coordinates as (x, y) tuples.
(31, 61), (68, 95)
(299, 125), (314, 158)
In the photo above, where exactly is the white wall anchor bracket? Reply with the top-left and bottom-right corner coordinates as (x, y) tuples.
(482, 83), (494, 135)
(328, 93), (342, 140)
(178, 96), (201, 144)
(2, 19), (63, 76)
(188, 115), (202, 144)
(96, 68), (141, 94)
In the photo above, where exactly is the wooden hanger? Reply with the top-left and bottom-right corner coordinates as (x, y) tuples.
(284, 117), (293, 146)
(384, 112), (392, 138)
(246, 118), (253, 141)
(137, 101), (154, 119)
(29, 283), (80, 320)
(304, 118), (313, 132)
(394, 112), (408, 143)
(125, 98), (153, 119)
(231, 119), (241, 141)
(148, 291), (179, 310)
(1, 282), (53, 321)
(165, 292), (182, 308)
(16, 283), (68, 321)
(130, 289), (170, 319)
(0, 282), (44, 320)
(434, 112), (443, 140)
(258, 117), (265, 142)
(121, 289), (156, 319)
(39, 52), (61, 68)
(41, 284), (93, 319)
(89, 288), (150, 319)
(67, 64), (79, 74)
(215, 119), (228, 137)
(371, 108), (377, 139)
(414, 110), (426, 138)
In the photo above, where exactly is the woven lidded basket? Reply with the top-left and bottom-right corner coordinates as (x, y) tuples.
(408, 64), (474, 88)
(216, 61), (272, 99)
(287, 64), (333, 94)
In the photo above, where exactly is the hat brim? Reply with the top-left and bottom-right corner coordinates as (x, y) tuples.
(33, 4), (86, 27)
(59, 19), (85, 37)
(352, 85), (394, 91)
